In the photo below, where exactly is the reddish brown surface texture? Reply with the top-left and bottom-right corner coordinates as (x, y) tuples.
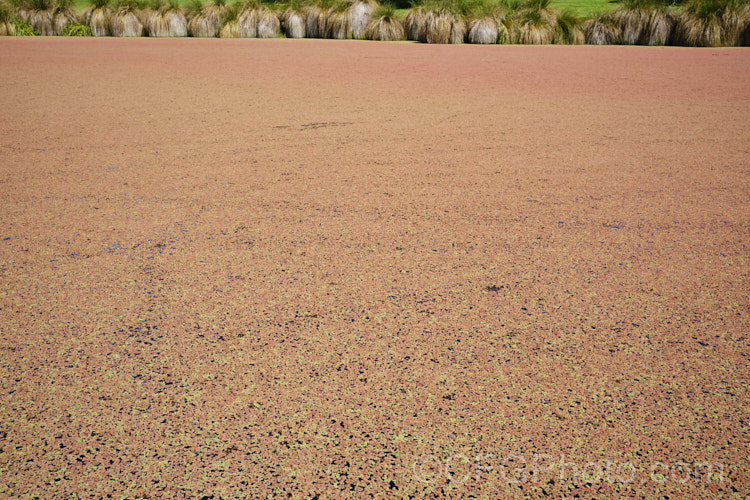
(1, 38), (749, 498)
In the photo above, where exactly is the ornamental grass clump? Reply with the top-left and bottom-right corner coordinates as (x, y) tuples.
(236, 0), (280, 38)
(742, 6), (750, 44)
(609, 0), (676, 45)
(420, 8), (451, 42)
(218, 1), (240, 36)
(448, 0), (474, 42)
(144, 0), (187, 36)
(412, 0), (473, 43)
(83, 0), (112, 36)
(403, 4), (424, 39)
(18, 0), (53, 35)
(322, 0), (375, 39)
(364, 2), (405, 40)
(235, 0), (258, 36)
(187, 0), (226, 37)
(282, 8), (305, 37)
(450, 15), (467, 41)
(323, 0), (375, 39)
(554, 8), (583, 43)
(52, 0), (77, 34)
(349, 0), (376, 37)
(19, 0), (77, 35)
(610, 0), (652, 43)
(582, 10), (621, 43)
(325, 0), (350, 38)
(674, 0), (748, 46)
(255, 3), (279, 37)
(110, 0), (144, 36)
(465, 0), (506, 44)
(468, 16), (499, 43)
(302, 0), (330, 38)
(516, 7), (556, 43)
(505, 0), (560, 44)
(643, 4), (676, 45)
(281, 0), (305, 37)
(0, 1), (16, 34)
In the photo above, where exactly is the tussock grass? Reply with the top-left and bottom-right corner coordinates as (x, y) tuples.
(6, 0), (749, 45)
(401, 0), (578, 45)
(554, 7), (583, 42)
(281, 0), (306, 37)
(53, 1), (77, 33)
(611, 0), (651, 43)
(110, 0), (144, 35)
(420, 8), (451, 42)
(0, 1), (11, 19)
(349, 0), (376, 37)
(516, 8), (556, 43)
(16, 0), (77, 35)
(218, 1), (240, 35)
(403, 4), (425, 39)
(644, 6), (675, 44)
(582, 10), (620, 42)
(607, 0), (677, 45)
(255, 6), (279, 36)
(0, 2), (18, 34)
(506, 0), (559, 44)
(324, 0), (349, 37)
(27, 0), (52, 11)
(674, 0), (749, 46)
(83, 0), (111, 35)
(463, 0), (508, 43)
(0, 1), (12, 19)
(365, 2), (405, 39)
(235, 0), (258, 36)
(468, 16), (499, 43)
(186, 0), (225, 36)
(302, 3), (326, 37)
(323, 0), (376, 39)
(409, 0), (479, 43)
(143, 0), (188, 36)
(26, 8), (54, 35)
(234, 0), (279, 38)
(742, 5), (750, 44)
(450, 11), (466, 40)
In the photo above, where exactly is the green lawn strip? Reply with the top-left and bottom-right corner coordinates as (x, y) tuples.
(551, 0), (617, 14)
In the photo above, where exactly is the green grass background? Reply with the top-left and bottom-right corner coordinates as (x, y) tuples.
(550, 0), (617, 14)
